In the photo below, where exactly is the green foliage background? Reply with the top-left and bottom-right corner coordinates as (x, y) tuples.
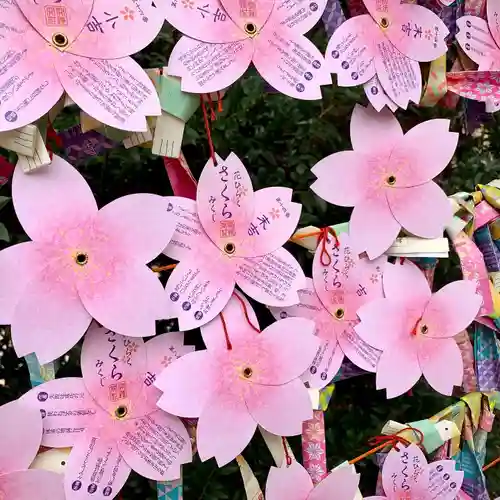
(1, 23), (500, 499)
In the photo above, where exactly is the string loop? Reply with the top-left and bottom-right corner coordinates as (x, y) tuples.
(317, 227), (340, 267)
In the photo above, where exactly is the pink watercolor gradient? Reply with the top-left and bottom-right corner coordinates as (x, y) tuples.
(270, 232), (385, 388)
(0, 155), (175, 363)
(22, 323), (193, 500)
(163, 152), (306, 331)
(325, 0), (449, 109)
(155, 294), (320, 466)
(0, 399), (64, 499)
(265, 460), (360, 500)
(366, 444), (464, 500)
(165, 0), (331, 99)
(311, 105), (457, 259)
(355, 259), (482, 398)
(0, 0), (161, 131)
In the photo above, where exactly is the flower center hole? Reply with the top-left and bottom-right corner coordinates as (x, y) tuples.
(386, 175), (396, 186)
(245, 22), (257, 35)
(380, 17), (389, 28)
(75, 252), (89, 266)
(52, 32), (69, 48)
(243, 367), (253, 378)
(334, 308), (345, 319)
(224, 242), (236, 255)
(114, 405), (128, 419)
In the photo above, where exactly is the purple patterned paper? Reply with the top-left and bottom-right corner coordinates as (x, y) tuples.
(322, 0), (346, 37)
(59, 125), (117, 166)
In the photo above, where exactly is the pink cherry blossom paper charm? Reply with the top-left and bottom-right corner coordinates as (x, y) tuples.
(0, 398), (65, 500)
(265, 460), (360, 500)
(355, 259), (482, 398)
(324, 0), (449, 109)
(270, 232), (385, 388)
(0, 0), (162, 132)
(165, 0), (332, 98)
(163, 152), (306, 330)
(311, 104), (458, 259)
(365, 443), (464, 500)
(155, 293), (320, 466)
(22, 323), (193, 500)
(0, 155), (175, 363)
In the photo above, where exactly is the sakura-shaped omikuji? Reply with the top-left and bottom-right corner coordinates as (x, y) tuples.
(310, 105), (458, 259)
(0, 399), (65, 499)
(155, 293), (320, 466)
(0, 155), (175, 363)
(0, 0), (162, 131)
(163, 152), (306, 330)
(165, 0), (332, 98)
(366, 443), (464, 500)
(455, 0), (500, 111)
(265, 461), (360, 500)
(355, 259), (482, 398)
(324, 0), (449, 109)
(21, 323), (193, 500)
(270, 232), (385, 387)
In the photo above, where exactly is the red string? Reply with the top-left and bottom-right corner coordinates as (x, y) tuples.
(200, 95), (217, 167)
(399, 257), (406, 265)
(282, 437), (292, 466)
(233, 293), (260, 333)
(369, 427), (424, 452)
(318, 227), (339, 267)
(216, 91), (223, 113)
(219, 311), (232, 350)
(46, 122), (62, 160)
(207, 93), (216, 121)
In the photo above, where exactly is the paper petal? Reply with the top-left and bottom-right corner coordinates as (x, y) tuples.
(96, 194), (175, 265)
(382, 444), (429, 497)
(197, 153), (255, 251)
(308, 466), (360, 500)
(311, 151), (369, 206)
(168, 36), (254, 93)
(144, 331), (195, 402)
(81, 323), (147, 409)
(0, 30), (64, 132)
(246, 379), (312, 435)
(386, 4), (448, 62)
(364, 75), (399, 112)
(350, 103), (403, 153)
(257, 317), (319, 384)
(389, 119), (458, 186)
(355, 298), (408, 350)
(270, 0), (327, 35)
(197, 389), (257, 466)
(376, 338), (421, 397)
(55, 54), (160, 131)
(349, 195), (401, 259)
(387, 181), (452, 239)
(426, 460), (464, 500)
(238, 187), (301, 257)
(383, 259), (431, 305)
(220, 0), (274, 34)
(456, 16), (499, 68)
(0, 242), (44, 325)
(163, 196), (213, 261)
(12, 155), (98, 243)
(304, 336), (344, 388)
(12, 273), (92, 364)
(337, 325), (381, 372)
(117, 410), (191, 480)
(68, 0), (165, 59)
(155, 350), (215, 418)
(201, 292), (260, 350)
(165, 0), (242, 43)
(78, 264), (165, 338)
(253, 30), (330, 99)
(488, 0), (500, 48)
(324, 15), (378, 86)
(265, 462), (313, 500)
(418, 337), (463, 395)
(163, 252), (235, 330)
(421, 280), (481, 338)
(16, 0), (93, 45)
(374, 40), (422, 109)
(0, 399), (42, 473)
(235, 247), (306, 307)
(64, 431), (131, 500)
(22, 377), (98, 448)
(1, 469), (65, 500)
(362, 0), (403, 22)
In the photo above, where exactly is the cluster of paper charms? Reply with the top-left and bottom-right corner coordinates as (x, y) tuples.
(0, 0), (500, 499)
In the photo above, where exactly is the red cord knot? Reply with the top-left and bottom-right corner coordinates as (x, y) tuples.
(369, 426), (424, 452)
(317, 227), (340, 267)
(282, 436), (292, 466)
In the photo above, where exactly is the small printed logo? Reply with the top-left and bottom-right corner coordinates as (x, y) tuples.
(4, 111), (17, 123)
(296, 83), (305, 92)
(170, 292), (179, 302)
(37, 392), (48, 402)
